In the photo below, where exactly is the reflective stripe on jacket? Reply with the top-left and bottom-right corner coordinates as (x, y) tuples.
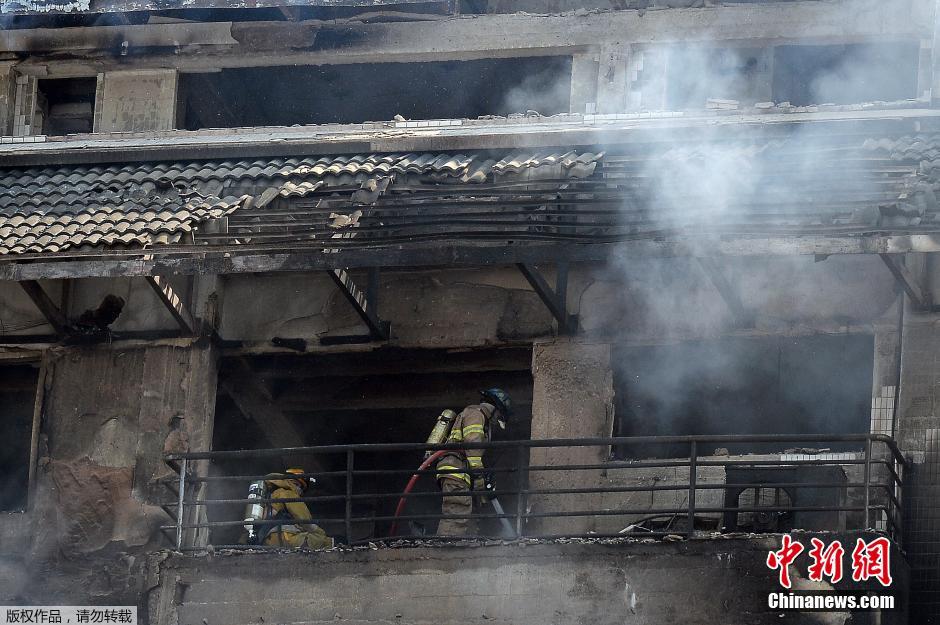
(436, 404), (491, 485)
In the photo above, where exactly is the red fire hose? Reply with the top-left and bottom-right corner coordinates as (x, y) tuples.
(389, 450), (447, 536)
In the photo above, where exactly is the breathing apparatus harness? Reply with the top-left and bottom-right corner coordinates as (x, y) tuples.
(242, 469), (313, 545)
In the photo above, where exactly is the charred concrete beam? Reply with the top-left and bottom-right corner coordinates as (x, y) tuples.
(880, 253), (934, 311)
(241, 348), (533, 379)
(19, 280), (70, 334)
(697, 257), (755, 328)
(0, 22), (238, 53)
(1, 110), (936, 167)
(517, 262), (578, 334)
(8, 0), (926, 74)
(4, 235), (940, 282)
(326, 267), (390, 341)
(146, 275), (198, 336)
(2, 0), (433, 17)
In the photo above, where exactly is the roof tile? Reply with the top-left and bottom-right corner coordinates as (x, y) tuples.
(0, 149), (599, 256)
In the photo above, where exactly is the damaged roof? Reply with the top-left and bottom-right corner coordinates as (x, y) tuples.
(4, 135), (940, 263)
(0, 150), (602, 256)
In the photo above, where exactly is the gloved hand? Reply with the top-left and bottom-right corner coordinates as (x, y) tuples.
(472, 477), (487, 493)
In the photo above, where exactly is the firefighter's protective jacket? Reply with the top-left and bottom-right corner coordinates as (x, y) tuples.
(264, 477), (318, 534)
(436, 403), (492, 486)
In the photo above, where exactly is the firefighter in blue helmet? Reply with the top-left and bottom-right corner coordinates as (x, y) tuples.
(435, 388), (512, 536)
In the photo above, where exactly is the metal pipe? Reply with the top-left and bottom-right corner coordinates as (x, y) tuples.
(515, 444), (527, 538)
(165, 479), (896, 508)
(175, 458), (187, 551)
(688, 441), (697, 538)
(863, 437), (873, 529)
(162, 504), (889, 531)
(345, 450), (354, 543)
(166, 433), (904, 460)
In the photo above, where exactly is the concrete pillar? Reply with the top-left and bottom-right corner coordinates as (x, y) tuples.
(94, 69), (179, 133)
(528, 340), (614, 534)
(11, 74), (39, 136)
(569, 46), (629, 115)
(0, 62), (17, 135)
(896, 314), (940, 463)
(596, 45), (629, 114)
(569, 53), (599, 115)
(871, 325), (901, 439)
(918, 39), (933, 100)
(931, 0), (940, 105)
(11, 342), (218, 603)
(895, 307), (940, 608)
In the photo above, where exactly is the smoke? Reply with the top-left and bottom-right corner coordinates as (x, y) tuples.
(498, 59), (573, 116)
(588, 40), (916, 454)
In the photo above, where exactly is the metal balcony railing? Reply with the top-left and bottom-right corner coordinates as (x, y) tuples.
(160, 434), (908, 552)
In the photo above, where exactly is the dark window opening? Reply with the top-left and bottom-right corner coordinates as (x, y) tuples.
(179, 57), (571, 130)
(612, 334), (874, 459)
(35, 78), (97, 136)
(736, 486), (792, 530)
(210, 347), (533, 544)
(772, 43), (919, 106)
(0, 364), (39, 512)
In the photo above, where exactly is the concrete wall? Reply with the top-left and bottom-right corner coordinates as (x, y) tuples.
(216, 255), (896, 347)
(149, 535), (908, 625)
(219, 268), (555, 346)
(0, 62), (16, 135)
(0, 342), (217, 605)
(94, 70), (178, 133)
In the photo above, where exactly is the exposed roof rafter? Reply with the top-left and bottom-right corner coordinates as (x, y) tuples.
(146, 275), (199, 336)
(327, 267), (390, 341)
(19, 280), (70, 335)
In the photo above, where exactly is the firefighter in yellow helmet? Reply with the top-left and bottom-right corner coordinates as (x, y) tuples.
(435, 389), (511, 536)
(260, 468), (334, 549)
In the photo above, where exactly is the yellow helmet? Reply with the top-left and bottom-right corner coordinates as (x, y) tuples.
(285, 468), (309, 489)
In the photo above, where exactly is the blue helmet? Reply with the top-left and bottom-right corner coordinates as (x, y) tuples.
(480, 388), (512, 428)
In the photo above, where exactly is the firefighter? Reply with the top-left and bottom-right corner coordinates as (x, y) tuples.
(435, 388), (512, 536)
(259, 468), (334, 549)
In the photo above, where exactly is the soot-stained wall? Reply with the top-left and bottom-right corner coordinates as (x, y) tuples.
(150, 534), (908, 625)
(0, 343), (217, 605)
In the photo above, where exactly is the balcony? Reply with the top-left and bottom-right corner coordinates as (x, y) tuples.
(161, 433), (908, 551)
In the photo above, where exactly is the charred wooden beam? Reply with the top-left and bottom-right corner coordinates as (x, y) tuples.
(880, 253), (933, 311)
(697, 257), (755, 328)
(220, 359), (329, 476)
(326, 267), (390, 341)
(517, 262), (578, 334)
(146, 275), (198, 336)
(19, 280), (70, 334)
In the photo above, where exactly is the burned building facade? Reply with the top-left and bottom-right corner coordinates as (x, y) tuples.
(0, 0), (937, 623)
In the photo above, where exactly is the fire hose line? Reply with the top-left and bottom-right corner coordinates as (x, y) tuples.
(390, 450), (448, 536)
